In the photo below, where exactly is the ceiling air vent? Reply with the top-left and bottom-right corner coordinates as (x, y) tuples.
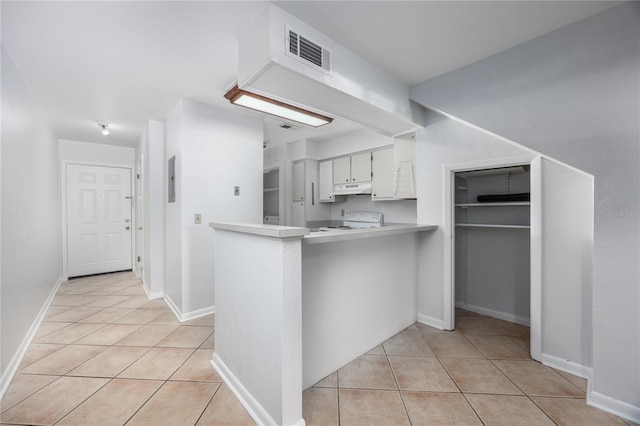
(287, 29), (331, 72)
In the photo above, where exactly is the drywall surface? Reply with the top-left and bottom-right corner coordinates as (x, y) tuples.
(411, 2), (639, 416)
(59, 139), (134, 166)
(1, 44), (60, 377)
(165, 99), (263, 317)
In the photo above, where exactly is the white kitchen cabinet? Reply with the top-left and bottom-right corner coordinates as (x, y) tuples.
(372, 148), (395, 200)
(351, 152), (372, 183)
(319, 160), (335, 202)
(332, 152), (372, 185)
(292, 160), (305, 202)
(332, 156), (351, 184)
(292, 201), (305, 227)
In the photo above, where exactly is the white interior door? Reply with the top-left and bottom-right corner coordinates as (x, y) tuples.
(67, 164), (132, 277)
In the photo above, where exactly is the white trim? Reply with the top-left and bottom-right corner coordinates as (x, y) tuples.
(0, 277), (63, 399)
(541, 352), (592, 380)
(455, 302), (530, 327)
(418, 313), (445, 330)
(588, 390), (640, 424)
(141, 280), (163, 300)
(162, 294), (214, 323)
(211, 353), (298, 426)
(529, 157), (542, 361)
(60, 160), (135, 280)
(181, 305), (215, 322)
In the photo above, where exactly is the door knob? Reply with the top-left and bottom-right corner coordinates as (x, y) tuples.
(125, 226), (130, 230)
(138, 227), (143, 230)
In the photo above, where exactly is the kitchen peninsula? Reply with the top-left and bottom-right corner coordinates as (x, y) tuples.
(209, 221), (436, 425)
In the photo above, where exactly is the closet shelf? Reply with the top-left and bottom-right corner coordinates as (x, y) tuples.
(263, 187), (279, 193)
(456, 202), (530, 208)
(455, 223), (530, 229)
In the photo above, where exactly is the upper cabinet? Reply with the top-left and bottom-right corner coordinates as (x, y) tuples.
(332, 153), (372, 184)
(319, 160), (336, 202)
(372, 148), (395, 200)
(292, 160), (305, 202)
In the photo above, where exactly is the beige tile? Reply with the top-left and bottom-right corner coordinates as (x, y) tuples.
(57, 379), (163, 425)
(184, 313), (215, 326)
(402, 392), (482, 425)
(68, 346), (150, 378)
(196, 383), (255, 426)
(532, 397), (630, 426)
(400, 323), (420, 333)
(313, 372), (337, 388)
(339, 389), (410, 426)
(46, 306), (103, 322)
(456, 308), (481, 318)
(466, 394), (554, 426)
(170, 348), (221, 382)
(51, 294), (101, 307)
(112, 308), (165, 324)
(147, 310), (181, 325)
(18, 343), (65, 369)
(303, 387), (338, 426)
(127, 381), (219, 426)
(366, 344), (385, 355)
(118, 347), (194, 380)
(0, 374), (58, 412)
(141, 298), (170, 309)
(494, 360), (585, 397)
(110, 286), (145, 296)
(0, 377), (108, 425)
(33, 321), (73, 340)
(157, 326), (214, 348)
(114, 324), (178, 346)
(466, 335), (531, 359)
(415, 322), (454, 334)
(389, 356), (458, 392)
(77, 307), (136, 323)
(21, 345), (106, 375)
(383, 333), (434, 357)
(511, 335), (531, 352)
(485, 317), (530, 337)
(455, 317), (502, 335)
(82, 295), (132, 308)
(84, 286), (124, 296)
(338, 354), (397, 390)
(43, 306), (73, 320)
(440, 358), (522, 395)
(34, 322), (105, 344)
(112, 296), (153, 309)
(423, 334), (485, 358)
(57, 285), (96, 295)
(75, 324), (140, 345)
(555, 369), (588, 393)
(200, 332), (215, 349)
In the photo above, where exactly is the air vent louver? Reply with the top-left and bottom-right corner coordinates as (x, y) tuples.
(287, 29), (331, 72)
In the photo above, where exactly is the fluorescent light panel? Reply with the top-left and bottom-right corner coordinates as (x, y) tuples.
(224, 85), (332, 127)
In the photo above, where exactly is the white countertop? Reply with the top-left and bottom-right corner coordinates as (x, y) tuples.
(303, 223), (437, 245)
(210, 222), (436, 243)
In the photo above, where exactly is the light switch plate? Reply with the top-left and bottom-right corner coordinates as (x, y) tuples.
(234, 186), (240, 196)
(194, 213), (202, 224)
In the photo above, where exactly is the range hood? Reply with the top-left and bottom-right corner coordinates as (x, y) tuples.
(333, 182), (372, 196)
(237, 5), (426, 137)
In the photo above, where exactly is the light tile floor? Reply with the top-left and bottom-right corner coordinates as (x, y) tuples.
(0, 271), (635, 425)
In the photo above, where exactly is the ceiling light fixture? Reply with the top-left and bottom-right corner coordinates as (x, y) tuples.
(224, 85), (332, 127)
(98, 123), (109, 135)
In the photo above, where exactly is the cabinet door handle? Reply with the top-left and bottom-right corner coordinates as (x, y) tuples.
(311, 183), (315, 205)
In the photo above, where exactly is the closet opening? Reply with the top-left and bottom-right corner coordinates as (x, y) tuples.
(453, 164), (532, 352)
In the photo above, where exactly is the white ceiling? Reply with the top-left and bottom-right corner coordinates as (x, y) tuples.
(1, 1), (618, 148)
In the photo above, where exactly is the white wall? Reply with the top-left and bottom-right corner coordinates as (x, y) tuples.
(411, 3), (639, 419)
(136, 120), (165, 298)
(165, 99), (263, 318)
(1, 44), (60, 388)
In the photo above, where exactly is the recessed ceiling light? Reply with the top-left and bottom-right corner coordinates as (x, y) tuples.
(224, 85), (332, 128)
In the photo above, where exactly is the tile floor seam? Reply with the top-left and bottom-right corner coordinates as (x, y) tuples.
(51, 376), (114, 425)
(526, 394), (561, 425)
(193, 382), (222, 425)
(119, 378), (169, 426)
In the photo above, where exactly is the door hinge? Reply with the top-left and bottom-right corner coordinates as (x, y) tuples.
(137, 256), (141, 262)
(137, 174), (140, 179)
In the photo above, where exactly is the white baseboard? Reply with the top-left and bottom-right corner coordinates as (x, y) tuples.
(588, 390), (640, 424)
(418, 313), (444, 330)
(0, 277), (63, 399)
(455, 302), (530, 326)
(212, 353), (295, 426)
(540, 353), (592, 380)
(141, 280), (163, 300)
(162, 295), (214, 323)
